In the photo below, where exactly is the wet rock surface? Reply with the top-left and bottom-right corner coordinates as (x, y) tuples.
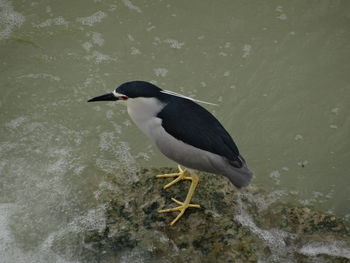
(52, 168), (350, 262)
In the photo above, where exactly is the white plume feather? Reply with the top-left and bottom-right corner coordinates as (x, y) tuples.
(161, 90), (218, 106)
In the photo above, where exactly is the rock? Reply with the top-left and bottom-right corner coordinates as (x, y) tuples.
(52, 167), (350, 262)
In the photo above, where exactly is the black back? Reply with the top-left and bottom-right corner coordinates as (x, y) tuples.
(157, 95), (242, 167)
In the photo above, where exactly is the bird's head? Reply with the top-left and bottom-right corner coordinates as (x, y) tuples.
(88, 80), (218, 108)
(88, 81), (163, 103)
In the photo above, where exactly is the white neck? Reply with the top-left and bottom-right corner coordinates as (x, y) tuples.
(126, 97), (166, 139)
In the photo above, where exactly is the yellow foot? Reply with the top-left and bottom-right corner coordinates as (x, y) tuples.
(159, 197), (201, 226)
(158, 172), (200, 226)
(156, 165), (188, 189)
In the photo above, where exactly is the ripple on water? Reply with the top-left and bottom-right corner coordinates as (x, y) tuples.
(1, 109), (142, 261)
(97, 131), (138, 182)
(76, 11), (107, 27)
(121, 0), (142, 13)
(1, 116), (92, 246)
(33, 16), (69, 28)
(0, 203), (105, 263)
(0, 204), (69, 263)
(0, 0), (25, 40)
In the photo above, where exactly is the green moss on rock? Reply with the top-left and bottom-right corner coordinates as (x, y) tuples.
(52, 167), (350, 262)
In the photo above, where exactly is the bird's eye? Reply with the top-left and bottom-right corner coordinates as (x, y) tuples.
(121, 95), (128, 100)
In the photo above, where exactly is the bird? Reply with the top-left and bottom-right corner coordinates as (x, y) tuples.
(88, 81), (253, 226)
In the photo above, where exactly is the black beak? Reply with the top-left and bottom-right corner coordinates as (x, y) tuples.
(88, 93), (118, 102)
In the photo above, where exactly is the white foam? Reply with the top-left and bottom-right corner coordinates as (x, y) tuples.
(0, 0), (25, 40)
(97, 132), (138, 182)
(294, 134), (303, 140)
(5, 116), (28, 129)
(85, 50), (116, 63)
(94, 181), (118, 200)
(0, 203), (75, 263)
(269, 170), (281, 185)
(41, 205), (106, 250)
(275, 5), (287, 21)
(146, 25), (155, 31)
(235, 212), (289, 251)
(153, 67), (168, 77)
(277, 14), (287, 20)
(82, 41), (93, 52)
(128, 34), (135, 41)
(298, 160), (309, 167)
(76, 11), (107, 26)
(242, 44), (252, 58)
(331, 107), (339, 114)
(91, 31), (104, 46)
(299, 241), (350, 259)
(163, 38), (185, 49)
(223, 71), (230, 77)
(122, 0), (142, 13)
(0, 203), (16, 243)
(234, 192), (299, 261)
(18, 73), (61, 81)
(33, 16), (69, 28)
(130, 46), (141, 55)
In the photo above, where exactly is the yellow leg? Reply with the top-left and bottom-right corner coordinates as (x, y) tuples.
(156, 165), (188, 189)
(158, 173), (200, 226)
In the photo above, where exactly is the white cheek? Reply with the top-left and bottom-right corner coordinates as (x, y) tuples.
(113, 90), (121, 97)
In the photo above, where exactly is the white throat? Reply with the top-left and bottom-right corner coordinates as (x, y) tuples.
(126, 97), (166, 139)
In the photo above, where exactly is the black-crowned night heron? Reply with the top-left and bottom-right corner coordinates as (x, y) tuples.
(88, 81), (252, 225)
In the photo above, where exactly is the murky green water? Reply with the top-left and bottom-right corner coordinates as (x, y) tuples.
(1, 0), (350, 262)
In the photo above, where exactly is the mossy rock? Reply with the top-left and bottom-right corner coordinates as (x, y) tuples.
(51, 167), (350, 262)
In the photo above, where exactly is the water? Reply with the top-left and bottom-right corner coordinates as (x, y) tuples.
(1, 0), (350, 262)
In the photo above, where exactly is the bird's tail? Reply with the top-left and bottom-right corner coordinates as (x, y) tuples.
(226, 155), (253, 188)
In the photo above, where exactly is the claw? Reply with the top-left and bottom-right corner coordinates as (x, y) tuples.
(157, 171), (200, 226)
(170, 197), (201, 208)
(159, 198), (201, 213)
(156, 165), (188, 189)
